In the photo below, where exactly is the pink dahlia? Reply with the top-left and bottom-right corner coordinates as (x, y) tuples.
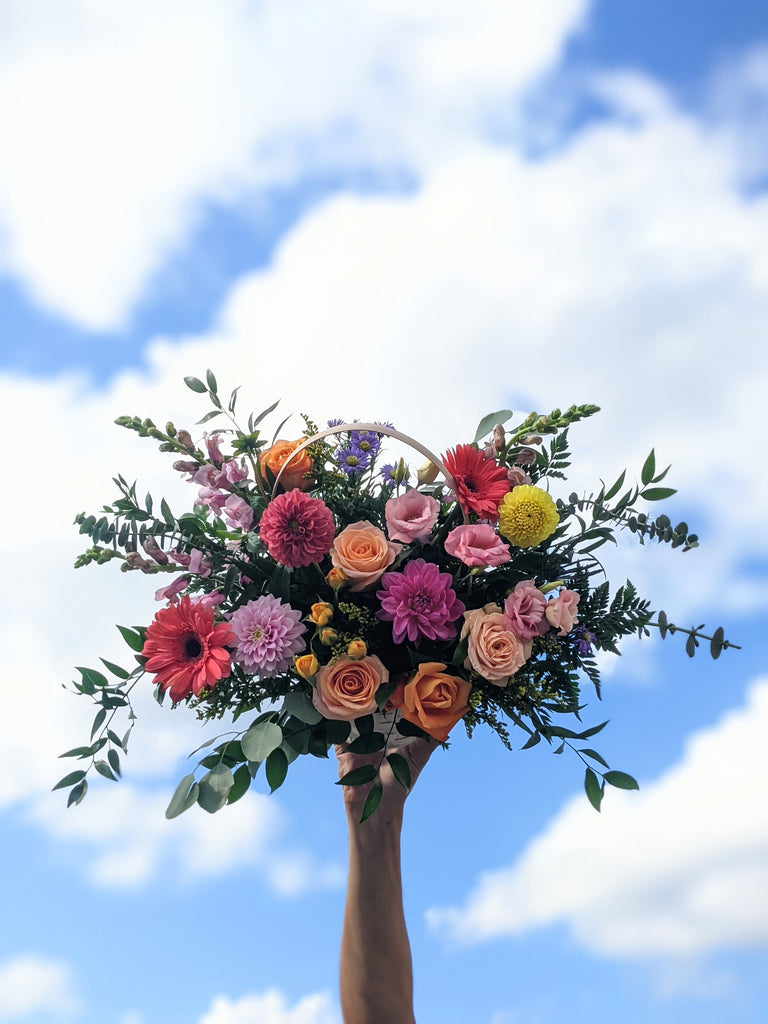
(377, 557), (465, 645)
(258, 489), (335, 568)
(142, 595), (236, 702)
(229, 595), (307, 676)
(442, 444), (510, 521)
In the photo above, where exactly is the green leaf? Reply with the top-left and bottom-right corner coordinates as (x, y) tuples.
(657, 609), (668, 639)
(241, 721), (283, 762)
(521, 731), (541, 750)
(117, 625), (145, 652)
(640, 449), (656, 486)
(282, 690), (322, 725)
(710, 626), (725, 660)
(387, 753), (412, 790)
(67, 779), (88, 807)
(584, 767), (603, 812)
(374, 680), (397, 712)
(53, 770), (86, 791)
(59, 746), (93, 759)
(107, 749), (121, 776)
(196, 409), (223, 425)
(354, 714), (374, 736)
(197, 764), (235, 813)
(347, 732), (386, 755)
(266, 747), (289, 792)
(336, 765), (377, 787)
(165, 773), (199, 819)
(184, 376), (207, 393)
(324, 719), (352, 745)
(395, 718), (428, 739)
(160, 498), (175, 528)
(90, 707), (107, 740)
(252, 399), (280, 428)
(472, 410), (513, 445)
(603, 770), (639, 790)
(206, 368), (218, 394)
(359, 780), (383, 823)
(99, 658), (130, 680)
(94, 760), (117, 781)
(579, 748), (610, 769)
(603, 469), (626, 502)
(640, 487), (677, 501)
(77, 666), (109, 689)
(228, 764), (252, 804)
(577, 720), (609, 740)
(685, 632), (697, 658)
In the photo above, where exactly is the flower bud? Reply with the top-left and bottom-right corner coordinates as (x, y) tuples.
(482, 442), (495, 459)
(165, 422), (177, 437)
(417, 460), (440, 486)
(346, 638), (367, 659)
(309, 602), (334, 627)
(492, 424), (506, 450)
(176, 429), (195, 452)
(519, 434), (542, 446)
(319, 627), (338, 646)
(507, 467), (532, 487)
(143, 536), (169, 564)
(514, 447), (537, 465)
(173, 460), (199, 475)
(326, 567), (347, 590)
(294, 653), (319, 679)
(124, 551), (150, 570)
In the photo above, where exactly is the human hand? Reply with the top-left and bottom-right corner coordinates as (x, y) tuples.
(335, 734), (437, 825)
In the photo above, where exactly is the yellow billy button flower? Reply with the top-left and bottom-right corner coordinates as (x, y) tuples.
(320, 627), (339, 646)
(309, 601), (334, 626)
(326, 567), (347, 590)
(347, 638), (367, 659)
(498, 484), (559, 548)
(295, 653), (319, 679)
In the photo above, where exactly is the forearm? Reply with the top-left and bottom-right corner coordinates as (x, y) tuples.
(340, 807), (416, 1024)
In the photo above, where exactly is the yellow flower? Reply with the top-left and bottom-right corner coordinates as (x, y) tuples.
(295, 653), (319, 679)
(346, 638), (367, 659)
(309, 602), (334, 626)
(498, 485), (559, 548)
(320, 627), (339, 646)
(326, 567), (347, 590)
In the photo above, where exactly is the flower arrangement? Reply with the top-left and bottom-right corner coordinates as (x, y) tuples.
(57, 371), (737, 820)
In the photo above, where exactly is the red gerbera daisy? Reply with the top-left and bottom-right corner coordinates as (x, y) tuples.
(142, 595), (236, 702)
(442, 444), (510, 521)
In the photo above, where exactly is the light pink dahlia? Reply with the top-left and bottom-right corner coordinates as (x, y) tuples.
(376, 557), (465, 645)
(258, 489), (335, 568)
(229, 595), (307, 676)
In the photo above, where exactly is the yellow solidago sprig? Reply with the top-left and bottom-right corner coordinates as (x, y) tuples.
(498, 484), (560, 548)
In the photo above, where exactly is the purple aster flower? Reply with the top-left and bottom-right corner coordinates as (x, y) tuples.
(229, 595), (307, 677)
(327, 417), (345, 428)
(336, 444), (371, 476)
(349, 429), (382, 458)
(380, 463), (410, 488)
(574, 625), (595, 656)
(377, 558), (465, 645)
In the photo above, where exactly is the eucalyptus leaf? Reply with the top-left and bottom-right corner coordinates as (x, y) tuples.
(165, 773), (199, 819)
(53, 770), (86, 791)
(640, 449), (656, 486)
(197, 764), (235, 813)
(184, 376), (207, 393)
(282, 690), (322, 725)
(472, 410), (513, 445)
(266, 747), (289, 792)
(241, 721), (283, 762)
(640, 487), (677, 501)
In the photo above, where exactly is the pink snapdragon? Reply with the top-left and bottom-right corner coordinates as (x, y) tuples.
(223, 494), (254, 532)
(385, 489), (440, 543)
(204, 431), (225, 467)
(444, 523), (511, 567)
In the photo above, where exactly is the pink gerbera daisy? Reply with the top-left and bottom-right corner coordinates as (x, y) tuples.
(142, 595), (236, 702)
(258, 489), (336, 568)
(229, 595), (307, 676)
(442, 444), (510, 521)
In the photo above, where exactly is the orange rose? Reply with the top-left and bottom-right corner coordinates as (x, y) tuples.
(259, 439), (314, 491)
(294, 653), (319, 679)
(309, 602), (334, 626)
(400, 662), (471, 742)
(312, 655), (389, 720)
(331, 521), (403, 591)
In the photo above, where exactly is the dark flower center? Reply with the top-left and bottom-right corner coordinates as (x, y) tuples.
(184, 633), (203, 660)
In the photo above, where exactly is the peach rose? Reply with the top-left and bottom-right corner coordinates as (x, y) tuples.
(461, 605), (531, 685)
(331, 521), (403, 591)
(259, 439), (314, 491)
(399, 662), (471, 742)
(545, 588), (580, 635)
(312, 655), (389, 720)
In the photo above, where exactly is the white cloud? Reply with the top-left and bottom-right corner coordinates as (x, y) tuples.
(0, 955), (79, 1021)
(0, 0), (587, 328)
(427, 677), (768, 958)
(198, 988), (340, 1024)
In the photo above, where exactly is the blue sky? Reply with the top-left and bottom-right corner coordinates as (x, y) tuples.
(1, 3), (767, 1023)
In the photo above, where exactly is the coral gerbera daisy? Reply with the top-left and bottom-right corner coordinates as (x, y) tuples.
(258, 489), (336, 568)
(229, 594), (307, 676)
(497, 484), (560, 547)
(442, 444), (510, 521)
(142, 595), (236, 702)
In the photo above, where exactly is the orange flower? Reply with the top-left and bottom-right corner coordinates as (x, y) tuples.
(331, 521), (402, 591)
(259, 439), (314, 491)
(294, 653), (319, 679)
(309, 602), (334, 626)
(346, 638), (367, 659)
(399, 662), (471, 742)
(326, 567), (347, 590)
(313, 655), (388, 720)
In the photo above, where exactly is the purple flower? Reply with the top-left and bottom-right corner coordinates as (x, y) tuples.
(336, 444), (371, 476)
(229, 595), (307, 677)
(349, 429), (382, 458)
(574, 625), (595, 655)
(377, 558), (465, 645)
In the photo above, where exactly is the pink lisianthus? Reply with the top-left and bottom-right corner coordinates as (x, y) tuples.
(223, 494), (254, 532)
(444, 523), (511, 567)
(385, 489), (440, 543)
(259, 489), (336, 568)
(503, 580), (549, 639)
(545, 588), (581, 635)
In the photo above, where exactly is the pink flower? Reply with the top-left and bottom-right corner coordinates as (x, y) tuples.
(194, 591), (225, 609)
(503, 580), (548, 639)
(154, 575), (190, 602)
(507, 467), (532, 488)
(461, 604), (531, 685)
(223, 459), (248, 484)
(377, 558), (465, 645)
(385, 489), (440, 543)
(197, 487), (229, 515)
(444, 523), (510, 567)
(514, 447), (537, 466)
(223, 494), (254, 532)
(259, 489), (336, 568)
(331, 521), (402, 591)
(188, 550), (212, 577)
(194, 464), (227, 488)
(204, 431), (225, 467)
(545, 588), (580, 635)
(229, 594), (307, 676)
